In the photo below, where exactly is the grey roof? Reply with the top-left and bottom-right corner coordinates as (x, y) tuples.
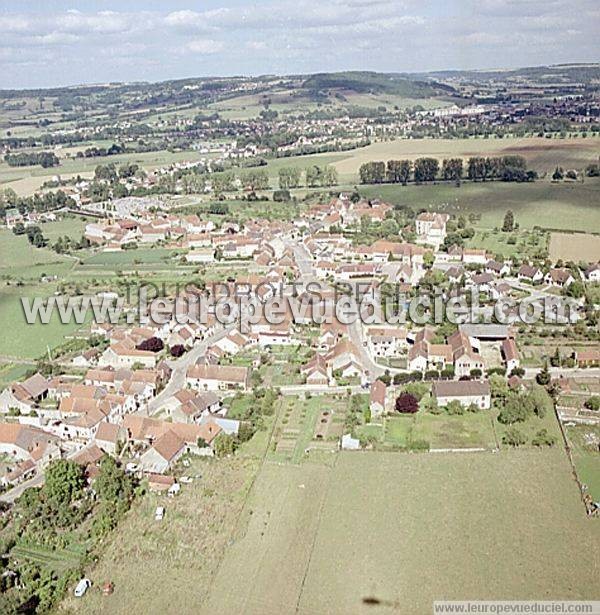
(432, 380), (490, 398)
(460, 324), (509, 339)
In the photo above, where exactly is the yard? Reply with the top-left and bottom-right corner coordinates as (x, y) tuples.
(383, 411), (498, 450)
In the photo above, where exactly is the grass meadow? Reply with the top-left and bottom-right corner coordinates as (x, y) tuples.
(360, 178), (600, 232)
(201, 450), (599, 615)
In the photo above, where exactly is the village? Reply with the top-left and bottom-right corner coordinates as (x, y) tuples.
(1, 188), (599, 517)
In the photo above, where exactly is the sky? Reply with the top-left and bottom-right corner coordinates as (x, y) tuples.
(0, 0), (599, 89)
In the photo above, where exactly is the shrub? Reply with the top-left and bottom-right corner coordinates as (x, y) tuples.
(502, 427), (527, 447)
(584, 396), (600, 411)
(170, 344), (185, 357)
(395, 393), (419, 414)
(136, 336), (164, 352)
(446, 400), (465, 415)
(440, 367), (455, 379)
(531, 429), (557, 447)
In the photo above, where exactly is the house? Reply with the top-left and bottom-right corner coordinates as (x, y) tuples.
(517, 264), (543, 283)
(584, 263), (600, 283)
(2, 459), (36, 487)
(72, 348), (100, 368)
(123, 415), (222, 473)
(326, 340), (363, 379)
(574, 349), (600, 368)
(448, 330), (485, 378)
(407, 342), (428, 372)
(186, 364), (249, 391)
(367, 327), (408, 358)
(140, 430), (187, 474)
(432, 380), (491, 410)
(501, 338), (520, 373)
(301, 355), (330, 386)
(5, 208), (24, 229)
(462, 249), (487, 265)
(0, 423), (61, 466)
(415, 212), (449, 247)
(16, 373), (48, 403)
(0, 372), (49, 415)
(544, 268), (574, 288)
(485, 260), (511, 277)
(94, 422), (124, 455)
(370, 381), (387, 417)
(72, 444), (105, 481)
(170, 390), (221, 423)
(99, 342), (157, 369)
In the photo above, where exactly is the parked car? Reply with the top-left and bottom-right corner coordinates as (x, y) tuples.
(74, 578), (91, 598)
(155, 506), (165, 521)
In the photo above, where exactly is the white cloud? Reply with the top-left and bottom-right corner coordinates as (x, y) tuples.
(185, 39), (225, 54)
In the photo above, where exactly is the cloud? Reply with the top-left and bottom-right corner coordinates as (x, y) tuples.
(0, 1), (598, 88)
(185, 39), (225, 54)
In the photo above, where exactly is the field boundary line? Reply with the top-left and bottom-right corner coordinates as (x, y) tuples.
(200, 396), (284, 606)
(294, 453), (338, 614)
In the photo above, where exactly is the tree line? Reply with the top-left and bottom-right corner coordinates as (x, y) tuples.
(4, 151), (60, 168)
(359, 155), (537, 185)
(278, 164), (338, 189)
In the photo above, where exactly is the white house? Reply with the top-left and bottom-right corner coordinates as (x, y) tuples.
(432, 380), (491, 410)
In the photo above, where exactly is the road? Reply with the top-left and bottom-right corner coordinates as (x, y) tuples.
(145, 324), (233, 414)
(292, 240), (387, 378)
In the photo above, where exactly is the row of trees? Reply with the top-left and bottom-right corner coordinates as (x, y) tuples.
(4, 151), (59, 168)
(76, 143), (124, 158)
(359, 155), (537, 185)
(278, 164), (338, 189)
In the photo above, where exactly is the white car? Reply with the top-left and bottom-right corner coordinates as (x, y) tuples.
(74, 578), (91, 598)
(180, 476), (193, 484)
(155, 506), (165, 521)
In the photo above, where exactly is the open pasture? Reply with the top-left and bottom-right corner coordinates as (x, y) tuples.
(360, 178), (600, 232)
(549, 231), (600, 262)
(202, 450), (600, 615)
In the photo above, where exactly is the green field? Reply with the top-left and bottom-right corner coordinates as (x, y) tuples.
(82, 248), (179, 267)
(0, 228), (75, 277)
(202, 450), (599, 614)
(383, 411), (498, 450)
(0, 285), (88, 360)
(360, 178), (600, 232)
(566, 424), (600, 501)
